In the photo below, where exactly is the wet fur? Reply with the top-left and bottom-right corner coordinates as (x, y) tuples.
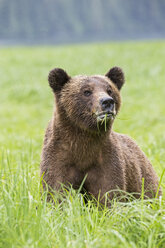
(40, 67), (161, 204)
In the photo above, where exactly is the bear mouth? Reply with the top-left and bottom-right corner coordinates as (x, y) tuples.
(96, 111), (115, 121)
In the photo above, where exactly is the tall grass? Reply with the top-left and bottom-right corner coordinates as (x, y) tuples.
(0, 41), (165, 247)
(0, 152), (165, 248)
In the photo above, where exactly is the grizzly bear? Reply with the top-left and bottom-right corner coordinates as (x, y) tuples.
(40, 67), (161, 204)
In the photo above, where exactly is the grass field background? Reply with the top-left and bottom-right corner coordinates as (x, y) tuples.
(0, 41), (165, 247)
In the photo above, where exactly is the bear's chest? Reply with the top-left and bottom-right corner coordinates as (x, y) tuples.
(69, 141), (102, 170)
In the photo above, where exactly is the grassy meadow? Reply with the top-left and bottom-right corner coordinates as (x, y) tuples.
(0, 41), (165, 248)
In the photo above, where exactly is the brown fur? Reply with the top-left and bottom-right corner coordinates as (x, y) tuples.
(40, 67), (161, 204)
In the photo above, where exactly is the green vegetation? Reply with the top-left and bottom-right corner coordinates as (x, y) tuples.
(0, 41), (165, 247)
(100, 114), (108, 132)
(0, 0), (165, 43)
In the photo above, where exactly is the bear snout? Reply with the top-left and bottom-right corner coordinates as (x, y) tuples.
(100, 97), (115, 112)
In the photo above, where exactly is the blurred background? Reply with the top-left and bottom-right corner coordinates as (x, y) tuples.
(0, 0), (165, 45)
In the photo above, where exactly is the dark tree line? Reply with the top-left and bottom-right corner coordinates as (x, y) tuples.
(0, 0), (165, 44)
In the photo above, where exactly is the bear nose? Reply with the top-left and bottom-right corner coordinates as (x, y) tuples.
(100, 97), (115, 111)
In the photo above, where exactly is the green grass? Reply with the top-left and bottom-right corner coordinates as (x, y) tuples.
(0, 41), (165, 248)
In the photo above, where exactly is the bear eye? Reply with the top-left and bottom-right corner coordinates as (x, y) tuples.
(84, 90), (92, 96)
(107, 89), (112, 95)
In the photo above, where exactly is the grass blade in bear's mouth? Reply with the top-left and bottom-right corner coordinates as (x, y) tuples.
(97, 112), (114, 121)
(96, 113), (113, 132)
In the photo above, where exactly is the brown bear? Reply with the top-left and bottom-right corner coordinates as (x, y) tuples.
(40, 67), (161, 204)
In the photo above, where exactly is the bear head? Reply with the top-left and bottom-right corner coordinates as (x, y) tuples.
(48, 67), (125, 134)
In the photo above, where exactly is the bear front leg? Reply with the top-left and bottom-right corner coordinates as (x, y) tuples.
(40, 156), (65, 193)
(40, 147), (85, 200)
(84, 164), (126, 206)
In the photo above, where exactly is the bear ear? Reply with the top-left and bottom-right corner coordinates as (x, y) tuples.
(105, 67), (125, 90)
(48, 68), (71, 92)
